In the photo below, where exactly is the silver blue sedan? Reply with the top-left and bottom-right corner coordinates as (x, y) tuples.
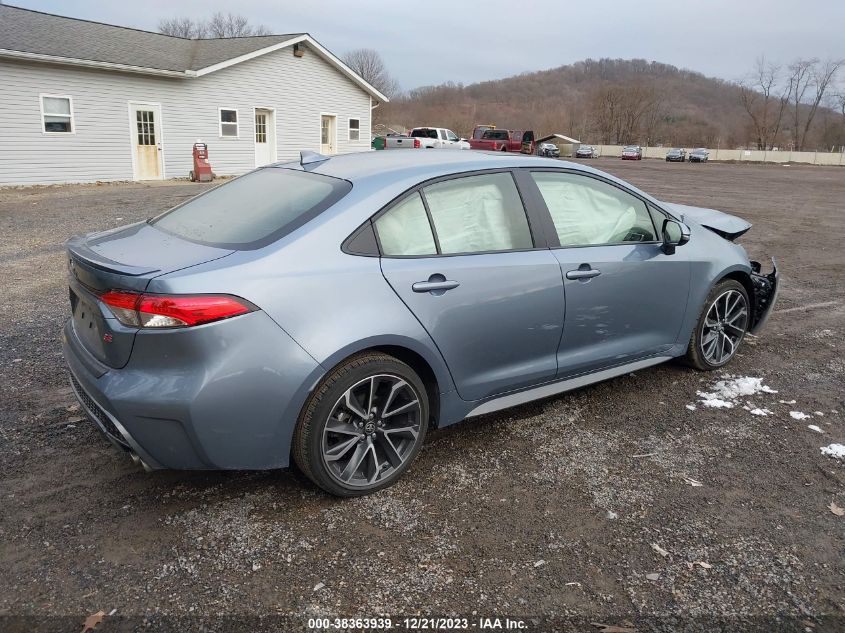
(63, 150), (778, 496)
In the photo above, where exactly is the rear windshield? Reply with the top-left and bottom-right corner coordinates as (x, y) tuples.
(150, 168), (351, 249)
(482, 130), (510, 140)
(411, 129), (438, 139)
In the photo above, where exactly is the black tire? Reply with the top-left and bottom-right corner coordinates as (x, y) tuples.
(685, 279), (750, 370)
(292, 352), (429, 497)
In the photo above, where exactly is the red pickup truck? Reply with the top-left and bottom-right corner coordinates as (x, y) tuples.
(468, 126), (535, 153)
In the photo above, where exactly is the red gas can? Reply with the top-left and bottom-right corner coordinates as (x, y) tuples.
(189, 142), (213, 182)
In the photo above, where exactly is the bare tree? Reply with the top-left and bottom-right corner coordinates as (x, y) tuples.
(206, 12), (270, 37)
(786, 58), (843, 150)
(158, 13), (269, 39)
(590, 85), (623, 143)
(738, 57), (788, 149)
(590, 82), (661, 144)
(158, 16), (208, 39)
(342, 48), (400, 98)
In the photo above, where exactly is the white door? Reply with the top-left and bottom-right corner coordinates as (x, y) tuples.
(321, 115), (336, 154)
(254, 109), (276, 166)
(129, 103), (163, 180)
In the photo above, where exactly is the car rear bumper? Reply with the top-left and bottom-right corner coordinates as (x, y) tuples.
(62, 310), (322, 470)
(67, 367), (162, 470)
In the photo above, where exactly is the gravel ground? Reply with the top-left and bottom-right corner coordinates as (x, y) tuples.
(1, 161), (843, 632)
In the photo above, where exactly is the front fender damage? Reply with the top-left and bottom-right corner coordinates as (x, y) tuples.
(749, 257), (779, 334)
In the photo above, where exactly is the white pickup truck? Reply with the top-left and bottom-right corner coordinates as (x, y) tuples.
(383, 127), (470, 149)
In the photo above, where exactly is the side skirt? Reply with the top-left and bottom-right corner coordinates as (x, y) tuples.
(465, 356), (673, 418)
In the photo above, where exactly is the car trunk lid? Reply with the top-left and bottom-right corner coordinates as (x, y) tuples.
(66, 222), (234, 368)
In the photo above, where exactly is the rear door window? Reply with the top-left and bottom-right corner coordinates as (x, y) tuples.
(422, 173), (533, 254)
(151, 168), (351, 249)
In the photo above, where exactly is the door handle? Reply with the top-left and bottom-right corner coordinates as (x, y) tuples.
(566, 267), (601, 280)
(412, 279), (460, 293)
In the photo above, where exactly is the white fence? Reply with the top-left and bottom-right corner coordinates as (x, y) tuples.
(588, 145), (845, 166)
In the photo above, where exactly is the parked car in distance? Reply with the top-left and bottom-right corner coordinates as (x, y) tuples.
(63, 150), (778, 496)
(622, 145), (643, 160)
(409, 127), (469, 149)
(689, 148), (710, 163)
(666, 148), (687, 162)
(575, 144), (597, 158)
(469, 127), (535, 153)
(538, 142), (560, 158)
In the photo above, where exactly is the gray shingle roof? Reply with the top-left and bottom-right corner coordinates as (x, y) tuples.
(0, 5), (303, 72)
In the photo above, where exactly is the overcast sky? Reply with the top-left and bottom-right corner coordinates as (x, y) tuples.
(13, 0), (845, 89)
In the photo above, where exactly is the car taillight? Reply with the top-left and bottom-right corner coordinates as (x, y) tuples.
(413, 138), (420, 148)
(100, 291), (253, 328)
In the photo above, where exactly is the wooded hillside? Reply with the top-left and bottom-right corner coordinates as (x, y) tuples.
(377, 58), (844, 151)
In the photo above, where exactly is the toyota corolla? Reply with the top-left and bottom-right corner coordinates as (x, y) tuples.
(63, 150), (778, 496)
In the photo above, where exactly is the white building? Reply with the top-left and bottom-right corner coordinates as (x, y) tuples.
(0, 5), (387, 185)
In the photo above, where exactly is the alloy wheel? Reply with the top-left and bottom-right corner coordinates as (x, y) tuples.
(321, 374), (422, 488)
(700, 289), (748, 365)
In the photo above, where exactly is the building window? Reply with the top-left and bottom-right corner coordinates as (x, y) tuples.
(41, 95), (74, 133)
(348, 118), (360, 141)
(219, 108), (238, 137)
(255, 112), (267, 143)
(136, 110), (156, 146)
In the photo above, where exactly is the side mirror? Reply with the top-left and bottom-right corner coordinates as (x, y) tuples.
(661, 218), (691, 255)
(459, 138), (467, 142)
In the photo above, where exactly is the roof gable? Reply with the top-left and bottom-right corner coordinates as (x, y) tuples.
(0, 5), (387, 100)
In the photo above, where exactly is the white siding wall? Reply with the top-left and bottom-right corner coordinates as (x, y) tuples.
(0, 44), (373, 185)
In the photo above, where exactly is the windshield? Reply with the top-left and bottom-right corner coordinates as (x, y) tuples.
(151, 168), (352, 249)
(411, 129), (438, 139)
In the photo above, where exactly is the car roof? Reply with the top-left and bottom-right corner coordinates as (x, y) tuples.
(276, 150), (579, 183)
(272, 149), (667, 218)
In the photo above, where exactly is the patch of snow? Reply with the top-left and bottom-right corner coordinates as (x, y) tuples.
(749, 408), (773, 416)
(685, 404), (696, 411)
(790, 411), (811, 420)
(779, 400), (797, 404)
(807, 425), (823, 434)
(820, 444), (845, 460)
(697, 376), (777, 410)
(814, 411), (824, 416)
(697, 394), (734, 408)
